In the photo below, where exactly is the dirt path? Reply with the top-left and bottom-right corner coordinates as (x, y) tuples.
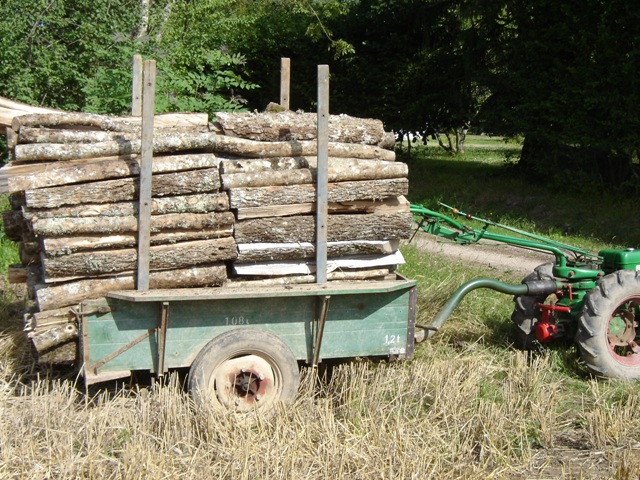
(408, 230), (552, 277)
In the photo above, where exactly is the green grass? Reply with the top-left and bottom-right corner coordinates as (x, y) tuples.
(403, 139), (640, 250)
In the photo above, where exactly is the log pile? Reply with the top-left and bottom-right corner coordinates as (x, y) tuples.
(2, 108), (409, 361)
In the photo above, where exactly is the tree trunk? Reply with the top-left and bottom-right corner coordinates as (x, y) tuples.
(42, 227), (234, 255)
(6, 153), (220, 193)
(236, 240), (399, 263)
(227, 268), (391, 287)
(24, 168), (221, 208)
(235, 196), (409, 220)
(229, 178), (408, 208)
(42, 237), (237, 281)
(35, 264), (228, 310)
(215, 111), (387, 145)
(235, 212), (412, 244)
(11, 111), (208, 132)
(33, 211), (235, 236)
(25, 193), (229, 219)
(221, 161), (407, 189)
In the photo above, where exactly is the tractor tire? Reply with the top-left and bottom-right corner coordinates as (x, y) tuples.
(577, 270), (640, 379)
(188, 329), (300, 414)
(511, 262), (555, 350)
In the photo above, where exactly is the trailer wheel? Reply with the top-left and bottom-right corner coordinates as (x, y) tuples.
(577, 270), (640, 379)
(188, 329), (299, 413)
(511, 263), (554, 350)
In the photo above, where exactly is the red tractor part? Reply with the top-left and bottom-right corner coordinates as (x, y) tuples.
(535, 303), (572, 342)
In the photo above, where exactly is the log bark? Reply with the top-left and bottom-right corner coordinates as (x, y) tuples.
(235, 196), (409, 220)
(236, 240), (399, 263)
(229, 178), (408, 208)
(17, 126), (208, 144)
(11, 111), (208, 132)
(7, 153), (220, 193)
(213, 136), (396, 161)
(25, 168), (221, 208)
(227, 268), (391, 286)
(24, 306), (75, 333)
(33, 211), (235, 236)
(25, 193), (229, 219)
(36, 341), (76, 365)
(221, 161), (407, 189)
(35, 264), (228, 311)
(31, 323), (78, 352)
(42, 236), (237, 280)
(235, 212), (412, 243)
(42, 226), (234, 255)
(14, 133), (395, 162)
(220, 157), (308, 174)
(215, 111), (386, 145)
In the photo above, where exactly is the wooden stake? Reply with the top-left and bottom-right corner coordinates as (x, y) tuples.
(280, 58), (290, 110)
(132, 55), (143, 116)
(316, 65), (329, 284)
(137, 59), (156, 291)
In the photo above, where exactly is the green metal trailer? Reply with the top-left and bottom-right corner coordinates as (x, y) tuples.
(78, 278), (417, 412)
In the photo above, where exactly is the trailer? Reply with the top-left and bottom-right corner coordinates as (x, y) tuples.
(78, 278), (416, 411)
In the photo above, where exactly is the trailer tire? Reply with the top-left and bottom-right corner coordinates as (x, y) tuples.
(511, 263), (554, 350)
(577, 270), (640, 379)
(188, 329), (299, 413)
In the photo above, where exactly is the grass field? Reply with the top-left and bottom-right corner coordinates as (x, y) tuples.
(2, 139), (640, 478)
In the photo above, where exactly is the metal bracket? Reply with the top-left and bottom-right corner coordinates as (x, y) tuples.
(312, 295), (331, 367)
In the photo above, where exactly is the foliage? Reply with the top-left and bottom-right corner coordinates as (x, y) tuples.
(0, 0), (259, 117)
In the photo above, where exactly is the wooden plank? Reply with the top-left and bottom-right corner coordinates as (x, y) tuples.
(131, 55), (143, 116)
(280, 57), (290, 110)
(316, 65), (329, 284)
(138, 58), (156, 291)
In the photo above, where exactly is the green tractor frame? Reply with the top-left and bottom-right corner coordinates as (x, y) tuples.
(411, 203), (640, 380)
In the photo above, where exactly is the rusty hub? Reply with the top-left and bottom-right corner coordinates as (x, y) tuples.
(213, 355), (275, 412)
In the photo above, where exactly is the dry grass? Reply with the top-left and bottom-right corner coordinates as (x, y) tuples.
(2, 319), (640, 479)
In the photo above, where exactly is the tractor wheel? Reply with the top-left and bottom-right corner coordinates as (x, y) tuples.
(577, 270), (640, 379)
(511, 263), (555, 350)
(188, 329), (300, 413)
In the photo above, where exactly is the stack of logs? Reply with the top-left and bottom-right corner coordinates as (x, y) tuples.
(1, 109), (411, 363)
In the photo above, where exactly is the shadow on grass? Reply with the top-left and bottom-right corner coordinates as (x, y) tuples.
(404, 147), (640, 248)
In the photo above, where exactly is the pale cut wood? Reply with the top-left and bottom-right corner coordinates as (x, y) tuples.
(6, 127), (17, 149)
(236, 240), (399, 263)
(33, 211), (235, 236)
(42, 237), (237, 280)
(235, 212), (412, 244)
(35, 264), (227, 311)
(42, 226), (234, 255)
(6, 153), (220, 193)
(25, 193), (229, 219)
(215, 111), (386, 145)
(227, 268), (391, 286)
(235, 196), (409, 220)
(221, 161), (407, 189)
(24, 168), (221, 208)
(229, 178), (409, 208)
